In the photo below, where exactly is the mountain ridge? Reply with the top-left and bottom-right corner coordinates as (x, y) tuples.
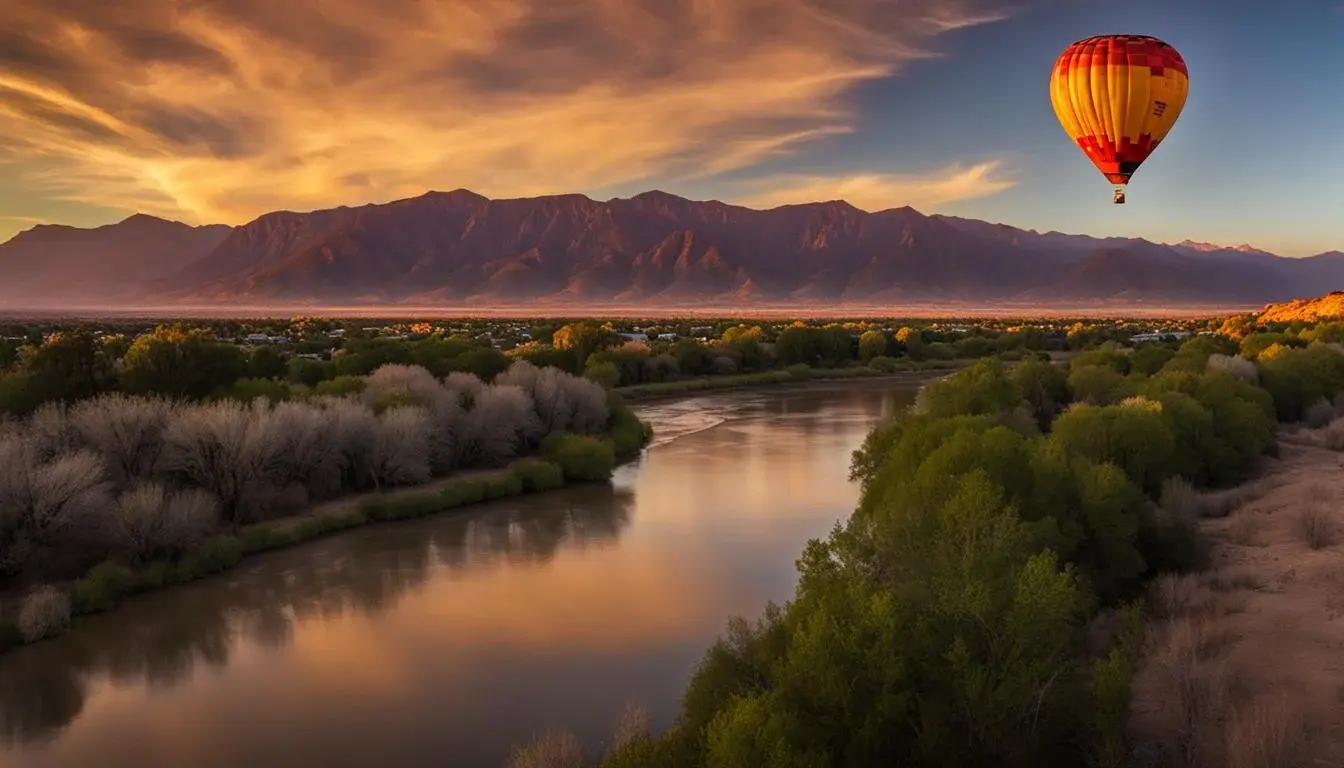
(1, 189), (1339, 310)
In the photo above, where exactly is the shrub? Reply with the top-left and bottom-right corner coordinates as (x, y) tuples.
(868, 355), (899, 373)
(1295, 504), (1335, 550)
(605, 403), (652, 462)
(70, 560), (137, 613)
(112, 483), (216, 563)
(1303, 397), (1335, 428)
(510, 729), (585, 768)
(510, 459), (566, 493)
(174, 534), (244, 580)
(312, 375), (366, 397)
(583, 361), (621, 390)
(542, 434), (616, 482)
(17, 586), (70, 642)
(1206, 353), (1258, 384)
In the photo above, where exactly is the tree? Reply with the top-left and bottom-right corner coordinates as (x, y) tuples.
(553, 322), (619, 369)
(248, 346), (288, 380)
(858, 330), (888, 363)
(1013, 358), (1070, 428)
(894, 326), (925, 360)
(18, 329), (115, 406)
(121, 325), (247, 400)
(917, 359), (1020, 418)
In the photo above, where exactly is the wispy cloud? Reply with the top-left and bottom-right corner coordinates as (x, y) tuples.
(0, 0), (1016, 224)
(0, 215), (52, 225)
(737, 161), (1017, 211)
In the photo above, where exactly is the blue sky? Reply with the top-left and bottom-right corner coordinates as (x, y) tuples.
(2, 0), (1341, 256)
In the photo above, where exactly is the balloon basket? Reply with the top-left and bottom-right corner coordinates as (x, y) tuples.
(1112, 187), (1127, 205)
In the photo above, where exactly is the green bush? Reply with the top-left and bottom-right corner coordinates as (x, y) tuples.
(71, 561), (137, 614)
(510, 458), (566, 492)
(312, 375), (366, 397)
(785, 363), (813, 380)
(542, 433), (617, 481)
(606, 401), (653, 461)
(175, 535), (244, 581)
(868, 355), (900, 372)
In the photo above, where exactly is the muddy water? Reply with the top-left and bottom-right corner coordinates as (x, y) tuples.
(0, 379), (920, 768)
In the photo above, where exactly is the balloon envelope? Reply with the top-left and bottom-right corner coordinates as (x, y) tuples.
(1049, 35), (1189, 192)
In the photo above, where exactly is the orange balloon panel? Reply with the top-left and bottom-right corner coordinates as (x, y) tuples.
(1049, 35), (1189, 186)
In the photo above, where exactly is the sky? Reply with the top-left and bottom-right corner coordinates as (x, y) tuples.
(1, 0), (1341, 255)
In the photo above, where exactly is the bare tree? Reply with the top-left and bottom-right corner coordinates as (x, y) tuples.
(443, 371), (486, 407)
(319, 396), (380, 492)
(25, 402), (78, 462)
(370, 406), (433, 487)
(363, 364), (447, 408)
(160, 400), (287, 528)
(461, 384), (542, 467)
(0, 434), (111, 581)
(112, 483), (217, 563)
(69, 393), (176, 489)
(1206, 354), (1258, 384)
(268, 401), (344, 500)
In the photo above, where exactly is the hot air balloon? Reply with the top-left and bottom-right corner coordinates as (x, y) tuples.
(1049, 35), (1189, 204)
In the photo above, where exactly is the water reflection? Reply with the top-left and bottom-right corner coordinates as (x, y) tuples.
(0, 379), (925, 768)
(0, 486), (634, 747)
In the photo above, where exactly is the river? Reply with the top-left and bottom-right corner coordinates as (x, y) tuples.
(0, 378), (921, 768)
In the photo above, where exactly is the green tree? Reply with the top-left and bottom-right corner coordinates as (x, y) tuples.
(583, 360), (621, 389)
(1048, 399), (1175, 496)
(553, 322), (619, 369)
(857, 330), (888, 362)
(917, 358), (1020, 418)
(18, 329), (115, 406)
(120, 325), (247, 399)
(248, 346), (288, 380)
(1012, 358), (1070, 428)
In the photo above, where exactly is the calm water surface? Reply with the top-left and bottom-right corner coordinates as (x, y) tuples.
(0, 379), (920, 768)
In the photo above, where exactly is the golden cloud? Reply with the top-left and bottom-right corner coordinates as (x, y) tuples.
(737, 160), (1018, 212)
(0, 0), (1015, 224)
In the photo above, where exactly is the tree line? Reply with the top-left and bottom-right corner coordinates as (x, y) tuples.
(1, 359), (652, 648)
(516, 326), (1344, 767)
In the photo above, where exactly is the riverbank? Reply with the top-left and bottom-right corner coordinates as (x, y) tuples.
(0, 422), (653, 654)
(1130, 420), (1344, 765)
(613, 360), (969, 402)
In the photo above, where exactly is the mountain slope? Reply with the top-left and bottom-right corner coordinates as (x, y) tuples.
(0, 215), (232, 302)
(0, 190), (1340, 309)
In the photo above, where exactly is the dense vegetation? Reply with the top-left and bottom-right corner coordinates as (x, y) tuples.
(514, 319), (1344, 767)
(0, 316), (1207, 416)
(0, 359), (652, 649)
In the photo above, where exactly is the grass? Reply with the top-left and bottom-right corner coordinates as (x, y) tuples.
(1295, 504), (1336, 550)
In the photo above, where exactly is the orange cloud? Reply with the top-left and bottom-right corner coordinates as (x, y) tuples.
(0, 0), (1016, 225)
(737, 160), (1019, 211)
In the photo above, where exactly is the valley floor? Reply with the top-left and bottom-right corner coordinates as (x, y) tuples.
(1131, 424), (1344, 766)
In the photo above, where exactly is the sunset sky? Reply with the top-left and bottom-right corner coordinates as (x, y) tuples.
(1, 0), (1340, 255)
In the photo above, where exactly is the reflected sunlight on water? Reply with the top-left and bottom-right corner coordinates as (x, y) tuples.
(0, 379), (921, 768)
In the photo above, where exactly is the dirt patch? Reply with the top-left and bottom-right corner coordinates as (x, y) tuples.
(1131, 435), (1344, 766)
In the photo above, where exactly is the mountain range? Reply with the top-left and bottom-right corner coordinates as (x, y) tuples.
(2, 189), (1341, 312)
